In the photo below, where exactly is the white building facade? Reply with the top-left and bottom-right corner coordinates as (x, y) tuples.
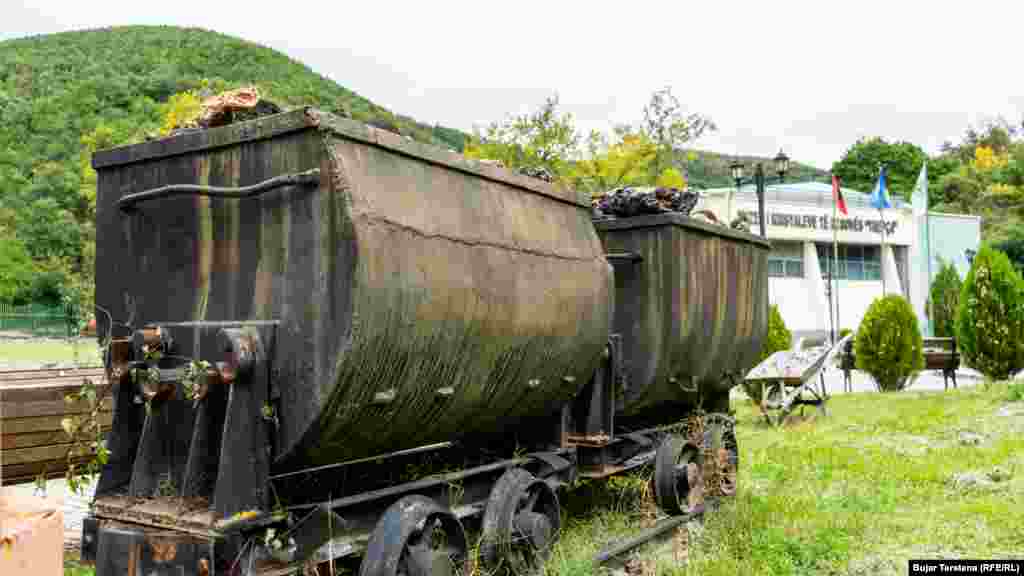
(697, 182), (981, 342)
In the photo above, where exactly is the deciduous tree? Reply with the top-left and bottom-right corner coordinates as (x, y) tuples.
(463, 95), (581, 182)
(635, 87), (716, 180)
(831, 137), (927, 201)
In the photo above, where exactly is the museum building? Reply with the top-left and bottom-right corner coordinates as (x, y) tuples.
(697, 181), (981, 342)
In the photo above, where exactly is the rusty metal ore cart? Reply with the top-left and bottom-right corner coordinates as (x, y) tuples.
(743, 334), (852, 426)
(80, 107), (770, 576)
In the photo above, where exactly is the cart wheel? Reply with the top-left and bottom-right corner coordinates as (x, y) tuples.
(653, 435), (703, 515)
(480, 468), (560, 574)
(702, 414), (739, 502)
(761, 382), (787, 427)
(360, 495), (468, 576)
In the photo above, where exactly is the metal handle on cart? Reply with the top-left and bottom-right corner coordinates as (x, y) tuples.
(118, 168), (321, 212)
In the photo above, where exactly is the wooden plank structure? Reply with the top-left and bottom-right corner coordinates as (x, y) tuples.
(744, 334), (852, 426)
(922, 337), (960, 389)
(0, 367), (110, 485)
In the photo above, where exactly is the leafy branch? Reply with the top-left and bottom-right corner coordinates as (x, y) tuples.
(182, 359), (212, 406)
(33, 305), (128, 495)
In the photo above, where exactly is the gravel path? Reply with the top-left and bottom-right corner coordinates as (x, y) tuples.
(820, 366), (985, 394)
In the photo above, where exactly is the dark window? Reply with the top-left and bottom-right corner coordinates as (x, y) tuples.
(817, 244), (881, 281)
(769, 242), (804, 278)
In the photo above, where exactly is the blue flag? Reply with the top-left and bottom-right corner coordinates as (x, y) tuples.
(870, 166), (892, 209)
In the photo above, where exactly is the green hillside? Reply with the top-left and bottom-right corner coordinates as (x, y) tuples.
(683, 150), (828, 190)
(0, 25), (469, 309)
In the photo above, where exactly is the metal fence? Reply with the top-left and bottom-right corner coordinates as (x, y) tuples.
(0, 302), (80, 338)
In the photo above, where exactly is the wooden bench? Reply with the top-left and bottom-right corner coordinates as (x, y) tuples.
(837, 336), (960, 391)
(923, 337), (960, 389)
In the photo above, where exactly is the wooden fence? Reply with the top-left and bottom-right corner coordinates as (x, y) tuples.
(0, 367), (111, 485)
(0, 302), (80, 337)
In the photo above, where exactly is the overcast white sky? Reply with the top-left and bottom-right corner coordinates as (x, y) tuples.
(5, 1), (1024, 169)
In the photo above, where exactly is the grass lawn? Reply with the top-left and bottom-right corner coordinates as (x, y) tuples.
(0, 338), (103, 367)
(61, 381), (1024, 575)
(548, 381), (1024, 575)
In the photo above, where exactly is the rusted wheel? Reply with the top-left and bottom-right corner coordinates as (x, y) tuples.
(480, 468), (561, 574)
(652, 435), (703, 515)
(360, 495), (468, 576)
(703, 414), (739, 502)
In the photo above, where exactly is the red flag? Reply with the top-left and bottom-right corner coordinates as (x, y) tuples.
(832, 174), (848, 216)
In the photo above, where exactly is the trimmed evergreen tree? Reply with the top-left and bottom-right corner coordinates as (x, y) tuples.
(927, 259), (963, 338)
(955, 245), (1024, 380)
(855, 295), (924, 391)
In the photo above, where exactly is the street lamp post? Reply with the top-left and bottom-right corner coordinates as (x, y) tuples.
(730, 150), (791, 238)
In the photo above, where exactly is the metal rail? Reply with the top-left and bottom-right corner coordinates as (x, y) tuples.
(593, 508), (703, 565)
(269, 442), (454, 480)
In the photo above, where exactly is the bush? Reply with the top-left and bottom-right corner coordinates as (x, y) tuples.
(1008, 381), (1024, 402)
(838, 328), (853, 341)
(955, 245), (1024, 380)
(855, 295), (924, 391)
(744, 304), (791, 401)
(927, 259), (963, 338)
(992, 230), (1024, 276)
(0, 236), (35, 304)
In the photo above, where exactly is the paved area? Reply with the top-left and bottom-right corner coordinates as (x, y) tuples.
(818, 365), (985, 395)
(734, 364), (988, 404)
(5, 477), (97, 551)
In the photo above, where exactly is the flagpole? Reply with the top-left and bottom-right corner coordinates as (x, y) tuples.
(923, 162), (933, 336)
(832, 177), (840, 343)
(880, 206), (887, 294)
(877, 165), (887, 294)
(926, 208), (932, 333)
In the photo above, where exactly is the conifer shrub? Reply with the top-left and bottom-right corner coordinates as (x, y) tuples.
(855, 295), (924, 391)
(927, 259), (962, 338)
(744, 304), (791, 401)
(955, 245), (1024, 380)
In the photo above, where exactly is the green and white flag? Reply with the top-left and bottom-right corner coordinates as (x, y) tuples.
(911, 163), (928, 217)
(910, 163), (931, 335)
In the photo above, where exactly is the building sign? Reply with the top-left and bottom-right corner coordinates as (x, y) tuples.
(738, 210), (898, 235)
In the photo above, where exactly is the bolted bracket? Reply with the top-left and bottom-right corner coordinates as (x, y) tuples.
(219, 327), (260, 380)
(212, 327), (271, 519)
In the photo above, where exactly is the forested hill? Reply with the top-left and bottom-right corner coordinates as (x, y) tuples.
(0, 25), (469, 170)
(683, 150), (828, 189)
(0, 25), (471, 306)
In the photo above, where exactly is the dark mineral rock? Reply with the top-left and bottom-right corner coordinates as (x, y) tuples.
(593, 186), (699, 218)
(518, 166), (555, 182)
